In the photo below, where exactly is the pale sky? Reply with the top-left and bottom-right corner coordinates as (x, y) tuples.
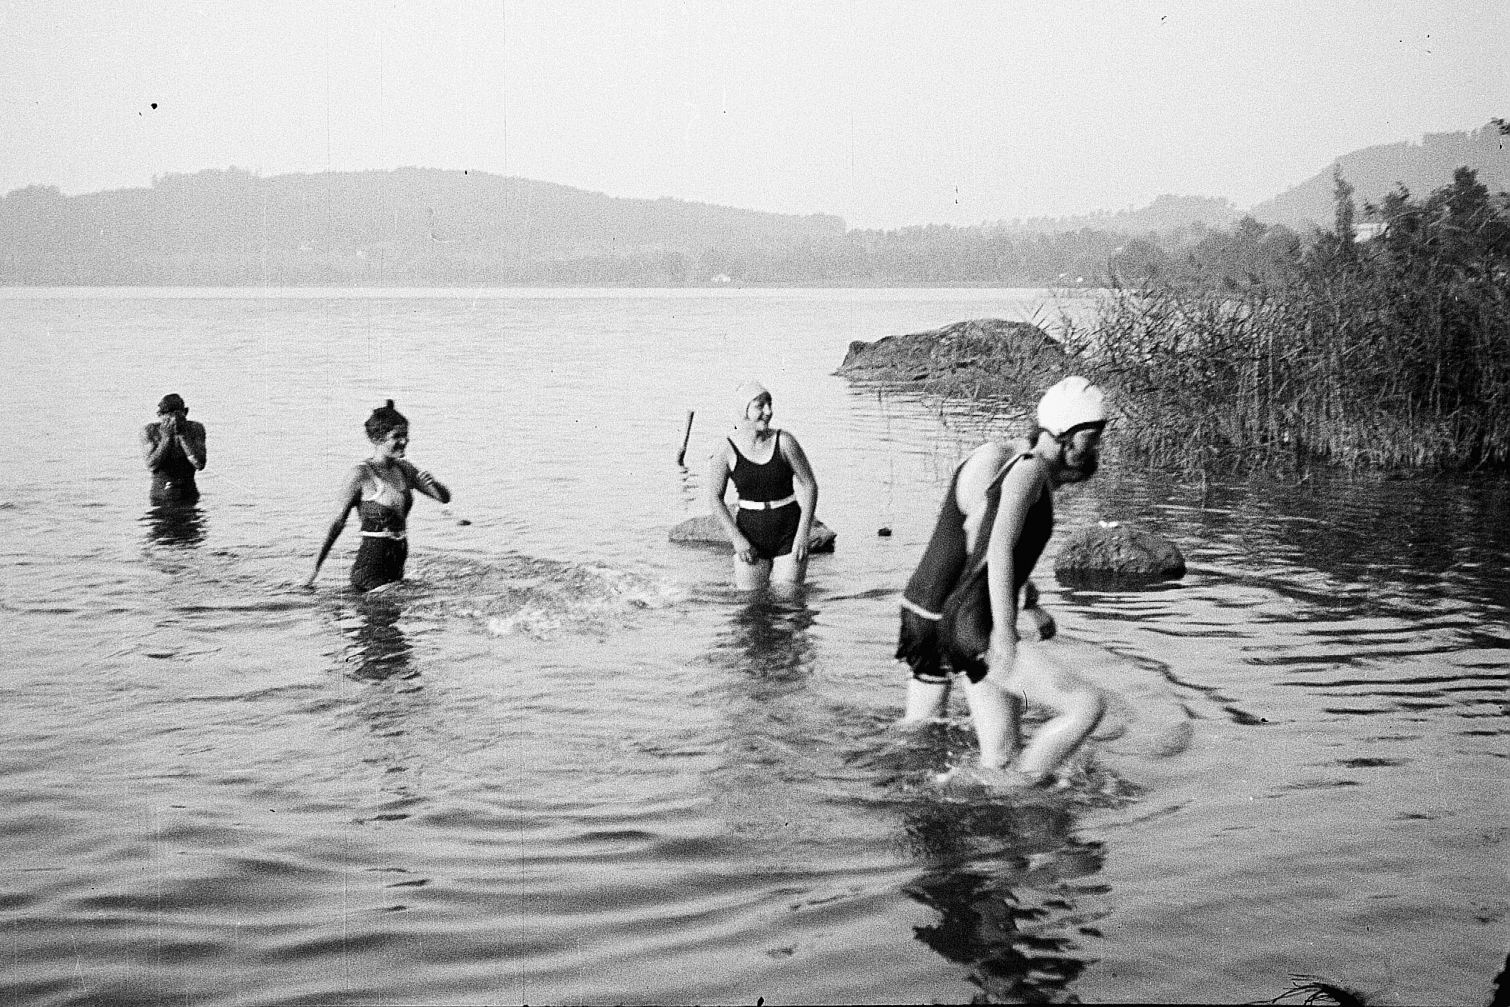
(3, 1), (1505, 229)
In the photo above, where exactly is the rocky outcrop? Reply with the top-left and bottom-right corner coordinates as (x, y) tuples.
(669, 514), (837, 553)
(836, 318), (1071, 396)
(1054, 523), (1185, 585)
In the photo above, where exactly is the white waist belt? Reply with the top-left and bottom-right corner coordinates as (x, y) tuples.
(900, 597), (943, 621)
(360, 530), (407, 540)
(737, 494), (797, 511)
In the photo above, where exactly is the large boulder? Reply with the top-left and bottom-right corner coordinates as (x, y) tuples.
(669, 514), (837, 553)
(1054, 523), (1185, 585)
(836, 318), (1071, 396)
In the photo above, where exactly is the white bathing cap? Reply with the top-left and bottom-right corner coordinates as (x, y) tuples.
(1037, 376), (1107, 437)
(734, 381), (771, 419)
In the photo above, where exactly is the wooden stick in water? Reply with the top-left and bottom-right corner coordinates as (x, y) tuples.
(676, 410), (695, 466)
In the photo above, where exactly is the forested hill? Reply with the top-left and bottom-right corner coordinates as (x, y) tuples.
(5, 132), (1507, 286)
(0, 167), (846, 285)
(0, 166), (1202, 287)
(1253, 122), (1510, 229)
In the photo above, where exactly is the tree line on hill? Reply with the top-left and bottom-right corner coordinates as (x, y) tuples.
(0, 166), (1232, 287)
(1, 120), (1504, 289)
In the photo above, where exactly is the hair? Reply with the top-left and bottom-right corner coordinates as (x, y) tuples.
(157, 393), (186, 415)
(364, 399), (409, 441)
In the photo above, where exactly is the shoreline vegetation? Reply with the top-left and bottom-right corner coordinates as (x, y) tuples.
(1067, 167), (1510, 473)
(842, 169), (1510, 475)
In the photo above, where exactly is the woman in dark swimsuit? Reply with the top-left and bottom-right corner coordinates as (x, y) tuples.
(304, 401), (452, 592)
(706, 381), (819, 592)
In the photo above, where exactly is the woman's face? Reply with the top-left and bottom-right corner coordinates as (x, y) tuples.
(745, 393), (773, 429)
(1057, 428), (1102, 482)
(373, 424), (409, 459)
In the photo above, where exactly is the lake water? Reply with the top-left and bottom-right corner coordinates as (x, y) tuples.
(1, 287), (1505, 1005)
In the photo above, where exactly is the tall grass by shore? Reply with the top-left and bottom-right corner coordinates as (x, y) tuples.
(1063, 168), (1510, 473)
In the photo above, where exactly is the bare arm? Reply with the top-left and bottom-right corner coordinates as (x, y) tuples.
(181, 421), (207, 470)
(400, 460), (451, 504)
(779, 431), (818, 562)
(705, 442), (755, 563)
(984, 456), (1046, 673)
(142, 419), (207, 471)
(304, 466), (364, 586)
(141, 423), (172, 469)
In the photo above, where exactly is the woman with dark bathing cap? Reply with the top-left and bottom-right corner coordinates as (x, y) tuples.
(706, 381), (819, 592)
(304, 400), (451, 592)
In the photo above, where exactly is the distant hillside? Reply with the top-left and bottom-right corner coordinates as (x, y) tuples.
(0, 167), (1208, 287)
(1251, 122), (1510, 229)
(991, 194), (1240, 236)
(0, 167), (846, 285)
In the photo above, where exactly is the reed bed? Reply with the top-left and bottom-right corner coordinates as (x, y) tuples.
(1063, 169), (1510, 473)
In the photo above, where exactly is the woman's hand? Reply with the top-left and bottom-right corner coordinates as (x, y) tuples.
(791, 526), (810, 564)
(733, 533), (757, 565)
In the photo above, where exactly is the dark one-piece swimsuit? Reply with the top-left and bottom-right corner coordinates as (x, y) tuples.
(728, 430), (802, 561)
(897, 451), (1052, 684)
(350, 463), (409, 592)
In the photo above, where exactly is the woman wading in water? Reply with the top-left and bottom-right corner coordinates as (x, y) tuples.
(897, 376), (1109, 787)
(305, 401), (452, 592)
(706, 381), (819, 592)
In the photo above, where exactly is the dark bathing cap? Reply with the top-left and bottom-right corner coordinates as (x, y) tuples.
(157, 393), (187, 414)
(365, 399), (409, 440)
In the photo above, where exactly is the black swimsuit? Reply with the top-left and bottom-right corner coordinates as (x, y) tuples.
(728, 431), (802, 561)
(897, 451), (1052, 684)
(350, 464), (410, 592)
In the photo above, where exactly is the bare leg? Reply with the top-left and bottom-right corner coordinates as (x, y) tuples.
(733, 555), (772, 591)
(962, 675), (1023, 769)
(902, 678), (951, 723)
(769, 550), (809, 591)
(1010, 644), (1105, 780)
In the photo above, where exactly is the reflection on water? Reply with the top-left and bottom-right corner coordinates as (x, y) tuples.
(721, 593), (817, 681)
(339, 593), (417, 682)
(898, 764), (1117, 1001)
(141, 503), (206, 547)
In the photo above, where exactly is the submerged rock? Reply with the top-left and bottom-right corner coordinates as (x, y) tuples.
(836, 318), (1070, 395)
(1054, 523), (1185, 585)
(669, 513), (836, 553)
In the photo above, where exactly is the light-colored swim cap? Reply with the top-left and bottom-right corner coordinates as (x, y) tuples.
(1037, 376), (1107, 437)
(734, 381), (771, 419)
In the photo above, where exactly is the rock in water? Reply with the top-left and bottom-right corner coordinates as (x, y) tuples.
(835, 318), (1070, 396)
(1054, 524), (1185, 585)
(669, 514), (836, 553)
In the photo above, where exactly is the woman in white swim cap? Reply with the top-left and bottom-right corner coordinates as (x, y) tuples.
(896, 375), (1108, 787)
(705, 381), (820, 592)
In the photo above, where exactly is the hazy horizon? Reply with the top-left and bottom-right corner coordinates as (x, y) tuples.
(5, 2), (1507, 229)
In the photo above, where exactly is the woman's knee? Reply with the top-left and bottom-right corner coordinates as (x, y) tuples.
(1072, 688), (1106, 729)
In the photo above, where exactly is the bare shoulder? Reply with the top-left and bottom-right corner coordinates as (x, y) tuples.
(958, 440), (1011, 484)
(956, 442), (1009, 511)
(709, 438), (736, 469)
(999, 451), (1049, 502)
